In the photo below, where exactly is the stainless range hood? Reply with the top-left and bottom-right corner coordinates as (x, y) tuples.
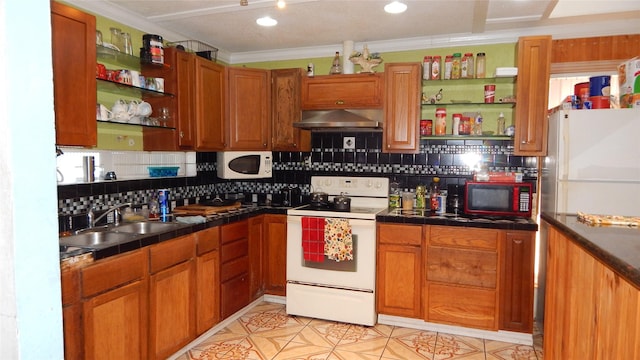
(293, 109), (383, 131)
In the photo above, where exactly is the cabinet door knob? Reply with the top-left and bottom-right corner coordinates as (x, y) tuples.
(335, 100), (345, 105)
(179, 131), (184, 138)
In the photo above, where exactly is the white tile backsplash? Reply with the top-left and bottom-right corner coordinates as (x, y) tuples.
(57, 147), (196, 184)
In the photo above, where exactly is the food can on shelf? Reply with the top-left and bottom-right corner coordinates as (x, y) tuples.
(435, 108), (446, 135)
(142, 34), (164, 65)
(420, 119), (432, 136)
(158, 189), (170, 221)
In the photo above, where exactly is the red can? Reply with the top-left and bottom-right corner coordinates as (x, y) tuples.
(420, 119), (432, 136)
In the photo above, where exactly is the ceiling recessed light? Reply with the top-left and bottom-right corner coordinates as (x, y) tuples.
(384, 1), (407, 14)
(277, 0), (286, 9)
(257, 16), (278, 26)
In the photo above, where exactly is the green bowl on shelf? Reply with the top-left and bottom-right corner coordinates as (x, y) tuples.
(148, 166), (179, 177)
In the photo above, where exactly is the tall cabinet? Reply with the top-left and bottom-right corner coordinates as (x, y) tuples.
(271, 68), (310, 151)
(514, 35), (552, 156)
(227, 67), (271, 150)
(51, 1), (97, 147)
(383, 63), (421, 153)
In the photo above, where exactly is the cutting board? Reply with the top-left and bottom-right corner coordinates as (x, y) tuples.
(173, 202), (242, 215)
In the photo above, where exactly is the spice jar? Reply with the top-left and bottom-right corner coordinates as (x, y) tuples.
(422, 56), (431, 80)
(444, 55), (453, 80)
(459, 116), (471, 135)
(431, 56), (441, 80)
(420, 119), (432, 136)
(462, 52), (474, 78)
(451, 53), (462, 79)
(435, 108), (446, 135)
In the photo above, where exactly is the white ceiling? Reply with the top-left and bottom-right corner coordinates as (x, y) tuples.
(67, 0), (640, 63)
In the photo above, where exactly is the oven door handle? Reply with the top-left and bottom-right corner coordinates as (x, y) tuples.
(287, 280), (373, 293)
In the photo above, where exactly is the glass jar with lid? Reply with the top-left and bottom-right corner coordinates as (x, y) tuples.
(476, 52), (486, 78)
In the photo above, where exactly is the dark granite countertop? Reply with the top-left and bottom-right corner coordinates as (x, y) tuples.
(59, 204), (290, 261)
(377, 208), (538, 231)
(541, 212), (640, 289)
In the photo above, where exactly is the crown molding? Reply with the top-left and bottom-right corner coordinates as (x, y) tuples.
(63, 0), (639, 65)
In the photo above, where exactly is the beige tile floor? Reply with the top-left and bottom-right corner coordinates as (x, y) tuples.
(175, 302), (544, 360)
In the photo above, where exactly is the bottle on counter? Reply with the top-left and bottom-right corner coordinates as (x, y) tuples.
(148, 194), (159, 219)
(415, 185), (427, 209)
(429, 177), (441, 211)
(476, 52), (486, 78)
(329, 51), (342, 74)
(389, 180), (401, 208)
(497, 112), (506, 135)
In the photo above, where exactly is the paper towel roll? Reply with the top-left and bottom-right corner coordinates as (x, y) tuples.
(343, 40), (354, 74)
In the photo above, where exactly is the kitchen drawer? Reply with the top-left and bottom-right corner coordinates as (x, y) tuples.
(196, 226), (220, 255)
(150, 234), (196, 274)
(221, 220), (249, 244)
(426, 282), (498, 330)
(426, 246), (497, 288)
(221, 273), (250, 318)
(221, 255), (249, 282)
(81, 249), (147, 298)
(428, 225), (498, 250)
(378, 223), (422, 246)
(221, 238), (248, 263)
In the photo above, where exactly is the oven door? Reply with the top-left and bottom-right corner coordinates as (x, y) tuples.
(286, 215), (376, 291)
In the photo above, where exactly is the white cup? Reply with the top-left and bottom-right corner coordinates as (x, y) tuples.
(136, 101), (152, 116)
(96, 104), (113, 121)
(112, 99), (132, 122)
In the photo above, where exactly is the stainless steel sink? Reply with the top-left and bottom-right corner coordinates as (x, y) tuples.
(111, 221), (185, 235)
(60, 231), (136, 247)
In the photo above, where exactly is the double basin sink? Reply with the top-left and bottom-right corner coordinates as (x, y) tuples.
(60, 221), (189, 249)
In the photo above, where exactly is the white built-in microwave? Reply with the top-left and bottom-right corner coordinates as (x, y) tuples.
(216, 151), (272, 179)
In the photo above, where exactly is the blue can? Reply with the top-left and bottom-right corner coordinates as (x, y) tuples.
(158, 189), (170, 221)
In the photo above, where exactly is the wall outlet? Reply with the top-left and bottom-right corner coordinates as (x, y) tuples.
(343, 136), (355, 149)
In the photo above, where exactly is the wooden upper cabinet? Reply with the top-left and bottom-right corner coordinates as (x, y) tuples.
(551, 35), (640, 63)
(271, 68), (310, 151)
(227, 67), (271, 150)
(174, 49), (197, 149)
(514, 35), (552, 156)
(383, 63), (421, 154)
(51, 2), (97, 147)
(302, 73), (383, 110)
(195, 58), (226, 150)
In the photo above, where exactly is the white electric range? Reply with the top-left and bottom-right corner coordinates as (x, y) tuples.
(286, 176), (389, 326)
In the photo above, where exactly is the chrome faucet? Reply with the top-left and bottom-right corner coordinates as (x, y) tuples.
(92, 202), (132, 227)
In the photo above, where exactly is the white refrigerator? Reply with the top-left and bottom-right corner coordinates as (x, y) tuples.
(541, 107), (640, 217)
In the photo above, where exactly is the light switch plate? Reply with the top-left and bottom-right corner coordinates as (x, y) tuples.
(343, 136), (355, 149)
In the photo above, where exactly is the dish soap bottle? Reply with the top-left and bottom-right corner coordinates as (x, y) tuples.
(329, 51), (342, 75)
(497, 112), (506, 135)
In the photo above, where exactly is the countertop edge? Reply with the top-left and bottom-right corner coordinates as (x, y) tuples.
(541, 212), (640, 290)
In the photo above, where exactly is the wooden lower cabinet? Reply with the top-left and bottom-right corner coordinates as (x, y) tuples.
(500, 230), (535, 332)
(425, 226), (499, 330)
(249, 215), (265, 300)
(543, 222), (640, 359)
(61, 268), (82, 360)
(221, 220), (251, 318)
(80, 250), (148, 360)
(263, 214), (287, 295)
(376, 223), (423, 318)
(148, 234), (196, 360)
(195, 226), (220, 335)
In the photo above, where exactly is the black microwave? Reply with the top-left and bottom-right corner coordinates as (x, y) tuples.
(464, 181), (532, 217)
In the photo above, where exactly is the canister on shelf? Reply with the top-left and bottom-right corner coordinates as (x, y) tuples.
(462, 53), (474, 79)
(420, 119), (432, 136)
(435, 108), (446, 135)
(452, 113), (462, 135)
(476, 52), (486, 78)
(451, 53), (462, 79)
(431, 56), (441, 80)
(423, 56), (432, 80)
(459, 116), (471, 135)
(444, 55), (453, 80)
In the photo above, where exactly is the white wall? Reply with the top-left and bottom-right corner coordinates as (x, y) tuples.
(0, 0), (64, 358)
